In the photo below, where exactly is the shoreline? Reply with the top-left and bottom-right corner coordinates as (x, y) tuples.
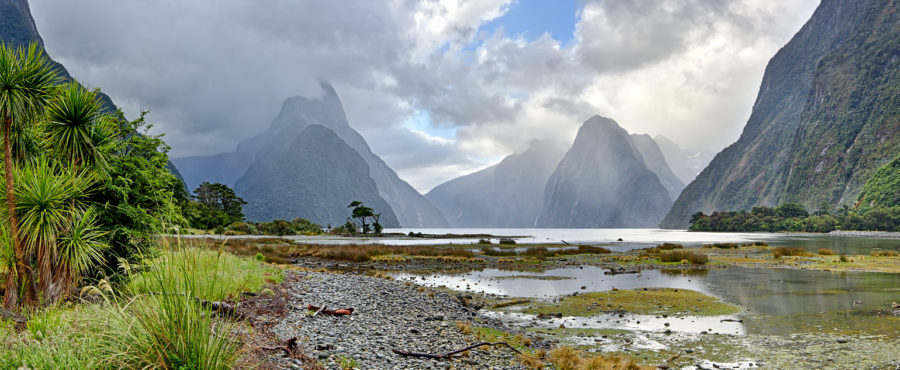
(828, 230), (900, 239)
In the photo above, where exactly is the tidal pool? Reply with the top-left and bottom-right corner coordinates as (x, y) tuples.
(392, 266), (900, 337)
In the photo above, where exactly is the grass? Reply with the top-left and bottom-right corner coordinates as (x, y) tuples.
(0, 240), (281, 369)
(772, 246), (814, 258)
(515, 288), (740, 317)
(482, 245), (611, 259)
(871, 249), (899, 256)
(658, 250), (709, 264)
(296, 243), (475, 262)
(130, 244), (284, 301)
(818, 248), (837, 255)
(547, 347), (649, 370)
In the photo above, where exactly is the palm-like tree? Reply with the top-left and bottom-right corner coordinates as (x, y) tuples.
(0, 42), (60, 307)
(14, 157), (93, 302)
(44, 82), (114, 171)
(56, 207), (105, 298)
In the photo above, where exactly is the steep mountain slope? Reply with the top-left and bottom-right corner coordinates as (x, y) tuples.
(236, 125), (399, 226)
(653, 135), (714, 184)
(630, 134), (685, 199)
(425, 139), (566, 227)
(662, 0), (899, 228)
(176, 84), (449, 227)
(538, 116), (673, 228)
(856, 154), (900, 209)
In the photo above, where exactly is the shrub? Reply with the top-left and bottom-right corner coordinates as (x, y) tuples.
(499, 238), (517, 245)
(659, 250), (708, 264)
(254, 253), (266, 262)
(839, 254), (849, 262)
(257, 219), (295, 236)
(818, 248), (836, 255)
(657, 243), (684, 250)
(772, 247), (813, 258)
(871, 249), (899, 257)
(478, 239), (492, 244)
(226, 222), (258, 235)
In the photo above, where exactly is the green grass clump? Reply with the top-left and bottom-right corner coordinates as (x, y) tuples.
(499, 238), (517, 245)
(659, 250), (709, 264)
(519, 288), (739, 317)
(129, 246), (283, 301)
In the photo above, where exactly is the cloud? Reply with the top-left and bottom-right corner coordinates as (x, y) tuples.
(29, 0), (818, 192)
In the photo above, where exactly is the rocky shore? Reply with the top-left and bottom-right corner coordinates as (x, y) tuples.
(829, 230), (900, 239)
(270, 270), (530, 369)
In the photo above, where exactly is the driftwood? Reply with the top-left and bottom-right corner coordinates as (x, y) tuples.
(307, 304), (354, 316)
(604, 267), (639, 275)
(259, 337), (299, 353)
(392, 342), (524, 359)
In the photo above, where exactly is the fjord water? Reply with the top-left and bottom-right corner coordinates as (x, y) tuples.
(382, 228), (900, 337)
(385, 228), (900, 255)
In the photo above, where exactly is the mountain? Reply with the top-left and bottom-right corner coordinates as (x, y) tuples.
(176, 84), (449, 227)
(236, 125), (399, 226)
(653, 135), (714, 185)
(662, 0), (900, 228)
(0, 0), (116, 112)
(425, 139), (567, 227)
(630, 134), (685, 199)
(856, 154), (900, 209)
(537, 116), (673, 228)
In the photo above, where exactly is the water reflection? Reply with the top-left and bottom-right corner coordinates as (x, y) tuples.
(393, 266), (900, 336)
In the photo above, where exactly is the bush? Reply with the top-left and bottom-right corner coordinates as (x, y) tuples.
(818, 248), (836, 255)
(772, 247), (813, 258)
(657, 243), (684, 250)
(257, 219), (295, 236)
(839, 254), (849, 262)
(478, 239), (492, 244)
(659, 250), (708, 264)
(871, 249), (899, 257)
(226, 222), (258, 235)
(498, 239), (517, 245)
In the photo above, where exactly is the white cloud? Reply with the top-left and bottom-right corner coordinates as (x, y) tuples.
(29, 0), (819, 192)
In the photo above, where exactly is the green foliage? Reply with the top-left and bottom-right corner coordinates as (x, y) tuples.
(690, 204), (900, 232)
(257, 219), (294, 236)
(184, 182), (246, 230)
(88, 111), (185, 275)
(225, 221), (258, 235)
(128, 244), (282, 301)
(857, 154), (900, 208)
(347, 200), (382, 234)
(290, 217), (323, 234)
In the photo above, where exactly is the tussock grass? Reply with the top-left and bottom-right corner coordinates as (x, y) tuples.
(818, 248), (837, 255)
(659, 250), (709, 264)
(871, 249), (899, 257)
(297, 243), (474, 262)
(548, 347), (647, 370)
(482, 245), (611, 259)
(130, 242), (283, 301)
(772, 247), (813, 258)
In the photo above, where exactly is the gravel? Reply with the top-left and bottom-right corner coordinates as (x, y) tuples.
(270, 270), (528, 369)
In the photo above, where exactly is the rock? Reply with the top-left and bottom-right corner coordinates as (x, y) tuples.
(836, 337), (849, 344)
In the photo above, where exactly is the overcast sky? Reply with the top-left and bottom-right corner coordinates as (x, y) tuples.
(31, 0), (819, 192)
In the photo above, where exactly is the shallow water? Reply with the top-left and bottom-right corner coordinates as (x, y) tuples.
(392, 266), (900, 337)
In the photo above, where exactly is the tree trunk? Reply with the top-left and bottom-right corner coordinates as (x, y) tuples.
(2, 262), (15, 309)
(3, 115), (33, 307)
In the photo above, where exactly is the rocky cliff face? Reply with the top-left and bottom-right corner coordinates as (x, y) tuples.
(176, 84), (449, 227)
(236, 125), (399, 226)
(653, 135), (713, 185)
(425, 139), (566, 227)
(662, 0), (900, 228)
(538, 116), (673, 228)
(630, 134), (685, 200)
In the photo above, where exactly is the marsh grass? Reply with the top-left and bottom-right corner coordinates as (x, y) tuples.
(659, 250), (709, 264)
(297, 243), (475, 262)
(871, 249), (899, 257)
(547, 347), (647, 370)
(772, 247), (813, 258)
(818, 248), (837, 255)
(482, 245), (610, 259)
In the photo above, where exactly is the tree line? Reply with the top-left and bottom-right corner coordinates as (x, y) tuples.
(689, 203), (900, 232)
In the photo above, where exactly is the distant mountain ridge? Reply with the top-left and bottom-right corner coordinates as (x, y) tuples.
(176, 84), (449, 226)
(537, 116), (673, 228)
(236, 124), (399, 226)
(662, 0), (900, 228)
(425, 139), (567, 228)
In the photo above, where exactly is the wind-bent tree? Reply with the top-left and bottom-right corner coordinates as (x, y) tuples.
(0, 43), (60, 307)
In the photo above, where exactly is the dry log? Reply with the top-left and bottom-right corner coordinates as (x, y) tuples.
(392, 342), (524, 359)
(307, 304), (354, 316)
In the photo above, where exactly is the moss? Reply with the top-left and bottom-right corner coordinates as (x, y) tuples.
(516, 288), (740, 317)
